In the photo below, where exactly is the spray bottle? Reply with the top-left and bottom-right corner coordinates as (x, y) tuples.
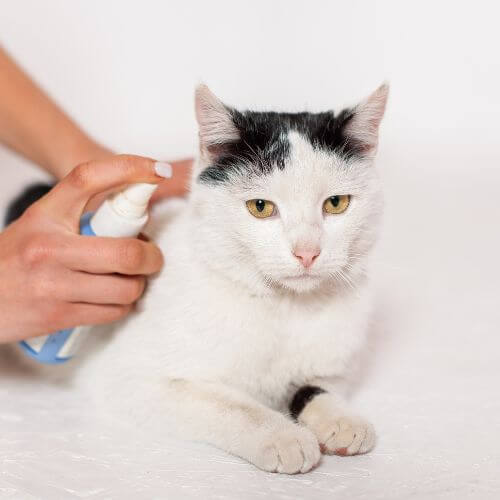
(19, 182), (160, 364)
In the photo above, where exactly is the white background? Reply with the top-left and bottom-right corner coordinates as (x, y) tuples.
(1, 1), (499, 499)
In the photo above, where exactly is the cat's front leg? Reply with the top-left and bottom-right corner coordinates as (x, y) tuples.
(289, 378), (376, 456)
(166, 378), (321, 474)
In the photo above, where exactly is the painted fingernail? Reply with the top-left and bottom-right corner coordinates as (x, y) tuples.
(154, 161), (172, 178)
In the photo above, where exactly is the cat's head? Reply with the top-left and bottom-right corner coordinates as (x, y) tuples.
(189, 84), (388, 295)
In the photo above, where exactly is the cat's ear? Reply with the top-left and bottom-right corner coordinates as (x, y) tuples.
(195, 84), (240, 160)
(344, 83), (389, 156)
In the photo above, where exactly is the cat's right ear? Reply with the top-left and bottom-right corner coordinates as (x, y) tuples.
(343, 83), (389, 157)
(195, 85), (240, 161)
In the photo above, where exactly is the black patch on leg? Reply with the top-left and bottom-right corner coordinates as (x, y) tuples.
(4, 183), (53, 227)
(289, 385), (326, 420)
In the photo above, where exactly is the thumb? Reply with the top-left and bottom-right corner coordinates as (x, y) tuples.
(36, 155), (171, 231)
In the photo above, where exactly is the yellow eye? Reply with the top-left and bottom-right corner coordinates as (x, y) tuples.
(323, 195), (350, 214)
(246, 199), (276, 218)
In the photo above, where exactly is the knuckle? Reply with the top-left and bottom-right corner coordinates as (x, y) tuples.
(67, 163), (95, 191)
(111, 155), (137, 177)
(30, 275), (57, 300)
(119, 240), (146, 272)
(21, 203), (43, 222)
(116, 153), (135, 166)
(21, 235), (53, 267)
(116, 154), (146, 171)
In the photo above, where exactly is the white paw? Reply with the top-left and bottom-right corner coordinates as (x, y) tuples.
(309, 414), (376, 456)
(252, 424), (321, 474)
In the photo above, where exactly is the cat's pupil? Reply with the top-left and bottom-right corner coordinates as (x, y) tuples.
(331, 196), (340, 207)
(256, 200), (265, 212)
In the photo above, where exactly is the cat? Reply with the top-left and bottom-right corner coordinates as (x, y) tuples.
(10, 83), (389, 474)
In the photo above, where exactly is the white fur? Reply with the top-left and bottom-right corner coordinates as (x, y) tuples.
(72, 88), (386, 473)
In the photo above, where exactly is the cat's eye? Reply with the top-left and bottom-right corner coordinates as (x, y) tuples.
(246, 199), (276, 218)
(323, 195), (350, 214)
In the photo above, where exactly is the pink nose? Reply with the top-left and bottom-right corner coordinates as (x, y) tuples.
(293, 248), (321, 268)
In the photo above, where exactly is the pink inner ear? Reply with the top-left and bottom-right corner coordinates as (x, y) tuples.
(356, 140), (377, 155)
(195, 84), (240, 159)
(344, 83), (389, 153)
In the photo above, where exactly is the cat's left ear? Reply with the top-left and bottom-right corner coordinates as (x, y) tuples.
(195, 84), (240, 161)
(344, 83), (389, 156)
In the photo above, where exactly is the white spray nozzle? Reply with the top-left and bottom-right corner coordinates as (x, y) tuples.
(112, 183), (158, 218)
(89, 182), (159, 238)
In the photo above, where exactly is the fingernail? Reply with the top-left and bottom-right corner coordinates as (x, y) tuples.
(154, 161), (172, 178)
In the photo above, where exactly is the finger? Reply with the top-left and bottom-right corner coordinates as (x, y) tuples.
(150, 158), (192, 203)
(58, 272), (146, 305)
(38, 155), (170, 229)
(54, 303), (133, 330)
(84, 190), (114, 212)
(56, 235), (164, 275)
(87, 159), (182, 211)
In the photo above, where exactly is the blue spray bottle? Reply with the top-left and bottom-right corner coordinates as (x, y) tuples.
(19, 183), (159, 364)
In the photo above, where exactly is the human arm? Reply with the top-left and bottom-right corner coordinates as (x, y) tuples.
(0, 45), (193, 202)
(0, 46), (110, 179)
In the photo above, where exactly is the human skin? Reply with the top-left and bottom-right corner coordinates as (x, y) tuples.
(0, 47), (192, 342)
(0, 155), (170, 343)
(0, 46), (192, 203)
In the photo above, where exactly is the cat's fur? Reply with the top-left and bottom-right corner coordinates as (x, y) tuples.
(17, 84), (389, 474)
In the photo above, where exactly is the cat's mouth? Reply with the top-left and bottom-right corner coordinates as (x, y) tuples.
(274, 272), (324, 293)
(282, 273), (316, 280)
(280, 272), (321, 284)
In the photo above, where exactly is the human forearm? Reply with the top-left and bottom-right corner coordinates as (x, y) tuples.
(0, 46), (109, 179)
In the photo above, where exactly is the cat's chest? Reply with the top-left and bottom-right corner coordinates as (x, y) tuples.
(198, 290), (368, 404)
(136, 269), (369, 405)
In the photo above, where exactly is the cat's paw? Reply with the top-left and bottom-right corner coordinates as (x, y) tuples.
(306, 414), (376, 456)
(252, 424), (321, 474)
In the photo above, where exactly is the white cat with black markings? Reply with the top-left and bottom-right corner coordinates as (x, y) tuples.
(77, 84), (388, 474)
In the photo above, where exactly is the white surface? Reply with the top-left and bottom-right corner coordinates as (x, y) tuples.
(1, 1), (500, 499)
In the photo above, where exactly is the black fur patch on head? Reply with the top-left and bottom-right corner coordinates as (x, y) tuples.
(198, 107), (362, 185)
(289, 385), (326, 420)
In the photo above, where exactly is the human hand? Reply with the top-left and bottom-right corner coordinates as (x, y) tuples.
(81, 157), (193, 212)
(150, 157), (192, 204)
(0, 155), (167, 343)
